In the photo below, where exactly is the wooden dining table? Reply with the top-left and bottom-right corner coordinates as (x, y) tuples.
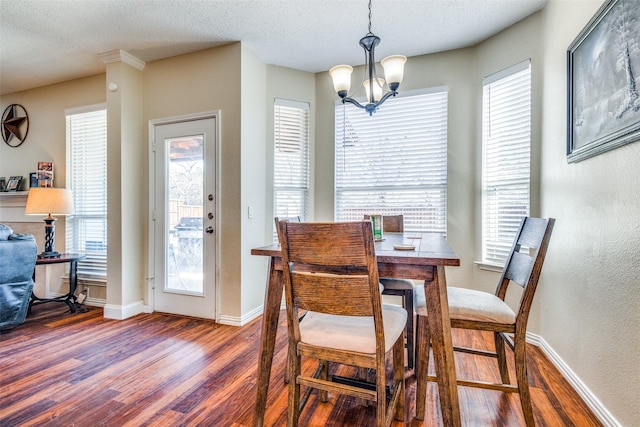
(251, 231), (462, 426)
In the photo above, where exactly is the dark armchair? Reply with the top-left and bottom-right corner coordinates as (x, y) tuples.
(0, 224), (37, 330)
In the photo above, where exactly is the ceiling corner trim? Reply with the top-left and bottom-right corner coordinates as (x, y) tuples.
(98, 50), (146, 71)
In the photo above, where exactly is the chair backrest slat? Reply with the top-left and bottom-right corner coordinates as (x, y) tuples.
(291, 271), (373, 316)
(279, 221), (381, 320)
(504, 251), (535, 287)
(517, 217), (548, 248)
(285, 222), (369, 267)
(496, 216), (555, 323)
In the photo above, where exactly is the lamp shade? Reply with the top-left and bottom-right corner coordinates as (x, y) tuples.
(329, 65), (353, 95)
(381, 55), (407, 85)
(25, 188), (74, 216)
(363, 78), (384, 103)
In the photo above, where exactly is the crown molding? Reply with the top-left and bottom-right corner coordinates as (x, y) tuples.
(98, 49), (145, 71)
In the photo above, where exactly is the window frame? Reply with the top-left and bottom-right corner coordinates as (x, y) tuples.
(65, 104), (108, 285)
(273, 98), (310, 241)
(480, 60), (532, 269)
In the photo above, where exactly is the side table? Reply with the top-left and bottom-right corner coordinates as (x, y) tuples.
(31, 253), (86, 313)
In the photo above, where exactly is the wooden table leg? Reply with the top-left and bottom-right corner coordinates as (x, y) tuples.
(424, 265), (461, 427)
(253, 257), (284, 427)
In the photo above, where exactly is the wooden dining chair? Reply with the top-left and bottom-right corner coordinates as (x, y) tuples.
(365, 214), (416, 369)
(414, 216), (555, 426)
(278, 220), (406, 427)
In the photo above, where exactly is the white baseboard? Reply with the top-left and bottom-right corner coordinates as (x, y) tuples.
(83, 297), (106, 307)
(218, 304), (265, 327)
(103, 300), (144, 320)
(526, 332), (621, 427)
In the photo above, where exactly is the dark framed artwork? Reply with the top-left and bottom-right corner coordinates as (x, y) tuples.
(567, 0), (640, 163)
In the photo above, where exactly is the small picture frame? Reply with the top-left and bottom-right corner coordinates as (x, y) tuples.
(37, 161), (54, 187)
(6, 176), (22, 192)
(30, 172), (39, 188)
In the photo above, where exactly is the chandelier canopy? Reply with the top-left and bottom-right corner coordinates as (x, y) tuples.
(329, 0), (407, 116)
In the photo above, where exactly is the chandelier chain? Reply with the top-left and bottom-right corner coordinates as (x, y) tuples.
(368, 0), (373, 35)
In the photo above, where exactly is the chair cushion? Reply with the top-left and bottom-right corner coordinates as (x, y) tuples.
(414, 286), (516, 325)
(380, 277), (415, 290)
(299, 304), (407, 354)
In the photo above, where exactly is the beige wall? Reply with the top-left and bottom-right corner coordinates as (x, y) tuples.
(0, 74), (105, 187)
(537, 1), (640, 425)
(143, 43), (243, 319)
(240, 46), (268, 317)
(0, 75), (105, 299)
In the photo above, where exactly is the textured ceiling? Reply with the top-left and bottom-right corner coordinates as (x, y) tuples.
(0, 0), (546, 95)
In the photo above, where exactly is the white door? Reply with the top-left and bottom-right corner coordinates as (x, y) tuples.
(150, 114), (218, 319)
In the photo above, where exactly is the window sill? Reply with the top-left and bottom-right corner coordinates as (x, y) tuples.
(473, 260), (504, 273)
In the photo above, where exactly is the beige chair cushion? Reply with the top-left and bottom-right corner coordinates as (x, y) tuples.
(299, 304), (407, 354)
(414, 286), (516, 325)
(380, 277), (415, 290)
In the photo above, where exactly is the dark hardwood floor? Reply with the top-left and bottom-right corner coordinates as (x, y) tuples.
(0, 303), (602, 426)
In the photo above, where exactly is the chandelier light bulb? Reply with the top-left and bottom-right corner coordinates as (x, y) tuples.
(363, 78), (385, 103)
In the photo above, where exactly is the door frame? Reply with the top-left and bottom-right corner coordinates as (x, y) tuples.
(147, 110), (221, 320)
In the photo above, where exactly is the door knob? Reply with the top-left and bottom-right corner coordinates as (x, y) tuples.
(205, 226), (214, 234)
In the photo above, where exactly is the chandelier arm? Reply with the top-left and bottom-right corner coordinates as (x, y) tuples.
(341, 97), (367, 110)
(375, 90), (398, 108)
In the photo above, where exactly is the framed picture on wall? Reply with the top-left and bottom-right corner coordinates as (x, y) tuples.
(567, 0), (640, 163)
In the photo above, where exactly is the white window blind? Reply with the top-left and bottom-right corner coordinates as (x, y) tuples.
(482, 60), (531, 265)
(65, 106), (108, 281)
(273, 99), (310, 241)
(335, 89), (448, 233)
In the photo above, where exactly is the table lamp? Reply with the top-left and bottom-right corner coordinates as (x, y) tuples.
(25, 187), (74, 258)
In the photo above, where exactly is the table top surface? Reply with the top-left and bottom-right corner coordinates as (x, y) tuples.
(252, 232), (460, 267)
(36, 253), (86, 265)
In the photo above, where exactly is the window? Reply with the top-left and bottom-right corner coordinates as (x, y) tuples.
(334, 89), (448, 233)
(65, 106), (108, 283)
(273, 99), (310, 240)
(482, 60), (531, 265)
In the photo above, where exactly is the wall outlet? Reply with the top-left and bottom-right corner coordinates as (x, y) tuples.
(77, 289), (88, 304)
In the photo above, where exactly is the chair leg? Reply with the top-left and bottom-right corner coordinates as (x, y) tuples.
(393, 336), (405, 421)
(514, 338), (535, 427)
(287, 345), (301, 427)
(414, 315), (431, 420)
(284, 348), (291, 384)
(319, 360), (328, 403)
(375, 357), (387, 427)
(404, 289), (414, 370)
(495, 332), (510, 384)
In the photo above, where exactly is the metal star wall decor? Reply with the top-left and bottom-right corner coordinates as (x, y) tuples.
(2, 104), (29, 147)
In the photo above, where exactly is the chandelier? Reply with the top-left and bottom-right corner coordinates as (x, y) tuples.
(329, 0), (407, 116)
